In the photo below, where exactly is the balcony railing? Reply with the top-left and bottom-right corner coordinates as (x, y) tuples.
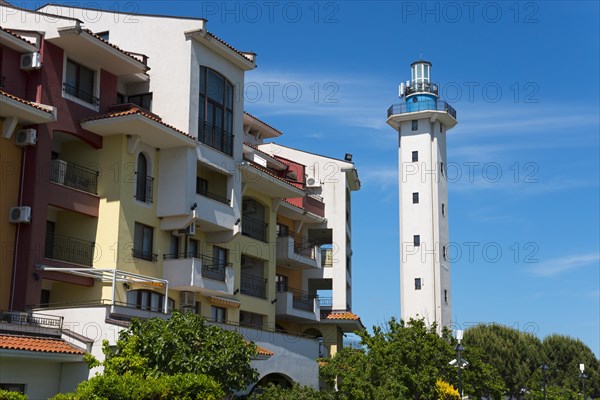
(0, 311), (63, 329)
(318, 297), (332, 307)
(240, 273), (267, 299)
(50, 159), (99, 194)
(163, 252), (231, 282)
(44, 232), (95, 266)
(405, 81), (439, 97)
(132, 248), (158, 262)
(198, 121), (234, 156)
(387, 100), (457, 120)
(197, 187), (230, 205)
(135, 174), (154, 203)
(63, 82), (99, 106)
(279, 233), (318, 259)
(242, 216), (268, 242)
(276, 284), (316, 312)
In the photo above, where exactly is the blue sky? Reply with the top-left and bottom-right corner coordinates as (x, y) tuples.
(29, 1), (600, 354)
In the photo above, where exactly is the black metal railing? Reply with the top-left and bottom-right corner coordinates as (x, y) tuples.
(387, 100), (457, 120)
(63, 82), (99, 106)
(242, 216), (268, 242)
(198, 121), (234, 156)
(197, 187), (230, 205)
(44, 232), (95, 266)
(405, 81), (439, 97)
(240, 273), (267, 299)
(0, 311), (63, 329)
(318, 297), (333, 307)
(132, 248), (158, 262)
(276, 284), (316, 312)
(50, 159), (99, 194)
(135, 174), (153, 203)
(163, 252), (231, 282)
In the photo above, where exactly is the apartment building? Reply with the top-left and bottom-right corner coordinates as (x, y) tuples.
(0, 2), (362, 396)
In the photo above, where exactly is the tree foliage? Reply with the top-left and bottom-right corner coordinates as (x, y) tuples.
(319, 318), (504, 400)
(50, 373), (224, 400)
(101, 311), (258, 393)
(255, 383), (336, 399)
(435, 379), (460, 400)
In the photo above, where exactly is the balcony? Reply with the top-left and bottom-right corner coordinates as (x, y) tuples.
(198, 121), (234, 156)
(240, 273), (267, 299)
(163, 253), (234, 295)
(318, 297), (332, 309)
(284, 194), (325, 218)
(387, 100), (456, 120)
(242, 216), (268, 242)
(0, 310), (63, 337)
(132, 248), (158, 262)
(135, 174), (154, 203)
(50, 159), (99, 194)
(63, 82), (99, 106)
(321, 248), (333, 267)
(44, 232), (95, 267)
(275, 286), (320, 322)
(276, 234), (321, 270)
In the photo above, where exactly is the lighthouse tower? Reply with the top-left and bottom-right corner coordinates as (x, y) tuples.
(386, 60), (457, 330)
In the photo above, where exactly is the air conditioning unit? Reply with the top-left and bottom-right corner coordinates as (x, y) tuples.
(172, 222), (196, 237)
(180, 291), (196, 307)
(180, 305), (196, 314)
(306, 177), (320, 187)
(8, 206), (31, 223)
(20, 52), (41, 70)
(15, 129), (37, 147)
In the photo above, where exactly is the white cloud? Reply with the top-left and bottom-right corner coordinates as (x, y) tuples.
(531, 253), (600, 277)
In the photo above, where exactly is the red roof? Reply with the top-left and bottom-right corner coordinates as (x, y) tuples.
(0, 334), (86, 355)
(256, 345), (274, 356)
(0, 89), (53, 114)
(0, 26), (36, 46)
(321, 311), (361, 321)
(207, 32), (254, 62)
(82, 106), (195, 140)
(82, 29), (148, 68)
(244, 112), (283, 135)
(245, 162), (304, 192)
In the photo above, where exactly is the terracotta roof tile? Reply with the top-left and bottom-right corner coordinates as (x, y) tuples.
(244, 112), (283, 135)
(0, 26), (35, 46)
(82, 106), (195, 140)
(0, 89), (53, 114)
(245, 162), (304, 192)
(321, 311), (361, 321)
(256, 345), (274, 356)
(0, 334), (86, 355)
(82, 29), (148, 68)
(206, 32), (254, 62)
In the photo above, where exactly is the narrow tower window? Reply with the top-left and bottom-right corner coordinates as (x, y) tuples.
(443, 246), (447, 260)
(415, 278), (422, 290)
(440, 162), (444, 176)
(412, 192), (419, 204)
(444, 289), (448, 304)
(413, 235), (420, 246)
(440, 123), (443, 133)
(442, 203), (445, 216)
(412, 151), (418, 162)
(412, 120), (418, 131)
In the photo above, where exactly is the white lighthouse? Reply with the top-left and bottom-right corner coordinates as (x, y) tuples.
(386, 60), (457, 330)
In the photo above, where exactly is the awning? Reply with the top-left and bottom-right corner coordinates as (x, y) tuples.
(209, 296), (240, 309)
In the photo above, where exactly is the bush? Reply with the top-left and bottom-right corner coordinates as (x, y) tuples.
(50, 373), (224, 400)
(255, 383), (337, 399)
(0, 390), (27, 400)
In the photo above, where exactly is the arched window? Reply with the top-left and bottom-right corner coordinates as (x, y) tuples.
(136, 153), (153, 202)
(198, 66), (234, 155)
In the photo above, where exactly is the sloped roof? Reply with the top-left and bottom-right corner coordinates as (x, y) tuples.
(0, 334), (85, 355)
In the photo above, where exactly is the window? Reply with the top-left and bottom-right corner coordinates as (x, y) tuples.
(439, 123), (443, 133)
(133, 222), (155, 261)
(198, 66), (234, 155)
(127, 289), (173, 312)
(412, 151), (418, 162)
(116, 92), (126, 104)
(443, 246), (447, 260)
(442, 203), (445, 216)
(413, 235), (420, 247)
(0, 384), (25, 393)
(135, 153), (153, 203)
(276, 223), (289, 237)
(412, 192), (419, 204)
(240, 311), (264, 329)
(211, 306), (226, 323)
(188, 239), (199, 258)
(412, 120), (418, 131)
(440, 162), (444, 176)
(212, 246), (228, 267)
(196, 177), (208, 196)
(415, 278), (422, 290)
(169, 236), (179, 259)
(128, 93), (153, 111)
(65, 59), (97, 105)
(276, 274), (289, 292)
(444, 289), (448, 304)
(40, 289), (50, 308)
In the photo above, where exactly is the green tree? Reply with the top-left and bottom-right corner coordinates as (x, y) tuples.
(255, 383), (337, 400)
(100, 311), (258, 393)
(319, 318), (504, 400)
